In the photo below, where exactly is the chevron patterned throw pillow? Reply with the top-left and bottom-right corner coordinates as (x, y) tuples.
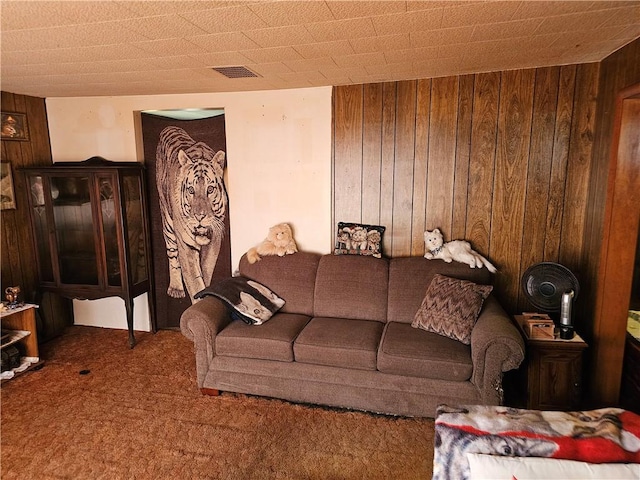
(411, 274), (493, 344)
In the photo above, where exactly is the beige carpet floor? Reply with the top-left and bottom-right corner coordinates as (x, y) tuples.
(1, 326), (434, 479)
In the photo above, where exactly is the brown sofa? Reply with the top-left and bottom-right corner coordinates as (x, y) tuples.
(180, 252), (525, 417)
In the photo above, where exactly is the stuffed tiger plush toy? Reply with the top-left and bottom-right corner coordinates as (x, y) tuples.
(156, 126), (227, 303)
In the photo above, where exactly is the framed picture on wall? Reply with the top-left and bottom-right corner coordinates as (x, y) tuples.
(1, 112), (29, 141)
(1, 162), (17, 210)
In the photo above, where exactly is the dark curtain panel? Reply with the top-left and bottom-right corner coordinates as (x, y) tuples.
(141, 113), (231, 329)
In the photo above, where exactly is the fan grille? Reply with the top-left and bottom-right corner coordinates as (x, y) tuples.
(521, 262), (579, 312)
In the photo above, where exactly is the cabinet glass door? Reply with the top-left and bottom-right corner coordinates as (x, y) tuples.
(98, 176), (121, 287)
(122, 174), (148, 284)
(28, 176), (54, 282)
(50, 176), (99, 285)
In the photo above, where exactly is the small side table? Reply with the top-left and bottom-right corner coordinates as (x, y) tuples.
(1, 303), (43, 381)
(513, 314), (588, 411)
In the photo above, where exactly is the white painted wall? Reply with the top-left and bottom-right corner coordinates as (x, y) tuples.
(45, 86), (333, 332)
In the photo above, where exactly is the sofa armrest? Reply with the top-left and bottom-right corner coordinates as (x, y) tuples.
(180, 296), (233, 388)
(470, 296), (525, 404)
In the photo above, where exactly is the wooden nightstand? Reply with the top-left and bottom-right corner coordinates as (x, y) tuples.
(511, 314), (588, 411)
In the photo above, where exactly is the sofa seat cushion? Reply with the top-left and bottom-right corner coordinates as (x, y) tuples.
(377, 322), (472, 381)
(294, 317), (384, 370)
(216, 313), (310, 362)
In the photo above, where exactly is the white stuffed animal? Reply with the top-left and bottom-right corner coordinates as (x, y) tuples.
(424, 228), (497, 273)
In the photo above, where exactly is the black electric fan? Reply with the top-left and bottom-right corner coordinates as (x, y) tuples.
(521, 262), (580, 339)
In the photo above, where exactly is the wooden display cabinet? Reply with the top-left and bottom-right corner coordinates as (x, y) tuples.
(512, 314), (588, 410)
(21, 157), (155, 347)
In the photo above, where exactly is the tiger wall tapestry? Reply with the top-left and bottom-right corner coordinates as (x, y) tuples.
(142, 113), (231, 329)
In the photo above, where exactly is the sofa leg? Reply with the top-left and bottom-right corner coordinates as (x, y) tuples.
(201, 388), (221, 396)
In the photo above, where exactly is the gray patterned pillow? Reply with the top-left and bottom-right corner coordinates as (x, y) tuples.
(411, 274), (493, 344)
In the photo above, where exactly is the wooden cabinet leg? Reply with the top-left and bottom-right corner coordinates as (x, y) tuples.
(124, 296), (136, 349)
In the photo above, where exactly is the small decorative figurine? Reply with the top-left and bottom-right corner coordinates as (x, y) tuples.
(4, 286), (22, 308)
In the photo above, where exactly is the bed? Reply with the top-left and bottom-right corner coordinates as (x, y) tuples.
(433, 404), (640, 480)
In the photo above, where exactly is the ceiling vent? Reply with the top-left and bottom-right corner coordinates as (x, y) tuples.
(211, 66), (260, 79)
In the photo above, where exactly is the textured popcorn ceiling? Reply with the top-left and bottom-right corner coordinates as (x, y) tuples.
(1, 0), (638, 98)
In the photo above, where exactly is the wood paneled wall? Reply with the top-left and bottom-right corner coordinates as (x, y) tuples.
(333, 64), (599, 314)
(1, 91), (71, 341)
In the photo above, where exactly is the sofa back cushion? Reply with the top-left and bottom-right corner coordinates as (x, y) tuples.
(387, 257), (492, 324)
(313, 255), (389, 322)
(239, 252), (321, 316)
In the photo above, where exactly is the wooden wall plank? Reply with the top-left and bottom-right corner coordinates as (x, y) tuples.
(583, 56), (618, 290)
(0, 92), (22, 292)
(333, 85), (364, 225)
(411, 79), (431, 256)
(13, 98), (42, 298)
(380, 82), (397, 256)
(426, 76), (458, 237)
(452, 75), (474, 241)
(0, 222), (10, 288)
(27, 93), (55, 298)
(331, 87), (336, 227)
(1, 91), (16, 110)
(392, 80), (417, 257)
(633, 40), (640, 82)
(490, 69), (535, 312)
(545, 65), (576, 263)
(559, 63), (599, 273)
(632, 40), (640, 81)
(466, 72), (500, 256)
(518, 67), (560, 311)
(3, 96), (30, 293)
(25, 95), (52, 165)
(362, 83), (383, 225)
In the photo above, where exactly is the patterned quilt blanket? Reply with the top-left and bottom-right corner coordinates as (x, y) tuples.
(433, 404), (640, 480)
